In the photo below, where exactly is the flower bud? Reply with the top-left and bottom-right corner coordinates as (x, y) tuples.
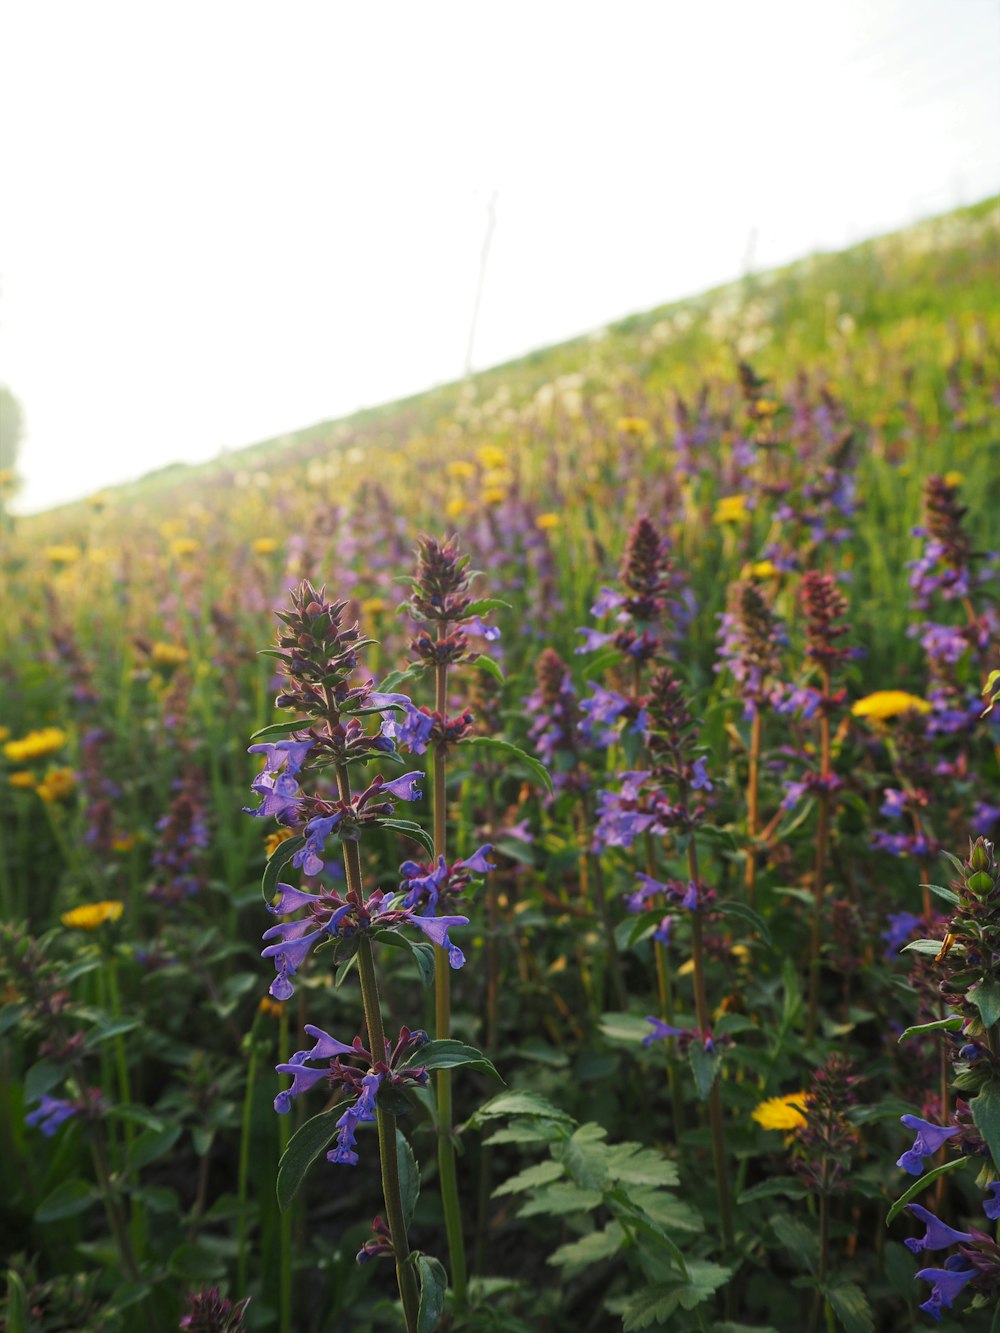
(970, 840), (991, 873)
(966, 870), (993, 897)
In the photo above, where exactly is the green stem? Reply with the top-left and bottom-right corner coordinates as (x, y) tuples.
(237, 1021), (261, 1299)
(278, 1006), (292, 1333)
(805, 670), (832, 1047)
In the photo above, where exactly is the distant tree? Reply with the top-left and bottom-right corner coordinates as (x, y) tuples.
(0, 384), (24, 497)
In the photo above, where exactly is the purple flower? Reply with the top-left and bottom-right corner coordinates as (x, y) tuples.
(458, 845), (495, 875)
(381, 771), (423, 802)
(880, 788), (907, 818)
(26, 1095), (78, 1136)
(575, 628), (616, 654)
(579, 683), (630, 745)
(268, 883), (324, 915)
(903, 1204), (973, 1254)
(406, 913), (469, 969)
(294, 814), (343, 876)
(328, 1071), (383, 1166)
(682, 882), (699, 910)
(381, 699), (435, 755)
(244, 770), (302, 819)
(691, 756), (713, 792)
(881, 910), (922, 958)
(261, 921), (330, 1000)
(468, 616), (501, 642)
(915, 1260), (977, 1321)
(984, 1182), (1000, 1221)
(591, 587), (626, 616)
(643, 1016), (685, 1046)
(273, 1024), (359, 1113)
(653, 915), (673, 944)
(248, 739), (314, 776)
(897, 1115), (961, 1175)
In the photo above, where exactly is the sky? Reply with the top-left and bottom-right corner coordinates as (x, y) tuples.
(1, 0), (998, 515)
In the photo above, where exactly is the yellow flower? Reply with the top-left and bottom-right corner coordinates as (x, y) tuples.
(265, 828), (295, 858)
(616, 416), (650, 435)
(536, 512), (560, 531)
(151, 642), (189, 670)
(851, 691), (932, 721)
(61, 900), (124, 930)
(482, 487), (507, 506)
(0, 727), (9, 743)
(476, 445), (506, 470)
(713, 495), (749, 525)
(944, 471), (964, 489)
(112, 833), (137, 853)
(258, 995), (285, 1017)
(8, 771), (36, 790)
(446, 497), (467, 519)
(252, 537), (279, 555)
(361, 597), (385, 618)
(753, 399), (778, 418)
(446, 460), (476, 480)
(752, 1093), (809, 1131)
(169, 537), (200, 559)
(37, 767), (76, 803)
(4, 727), (68, 763)
(746, 559), (778, 580)
(44, 545), (80, 566)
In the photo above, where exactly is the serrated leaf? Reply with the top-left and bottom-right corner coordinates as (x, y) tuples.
(36, 1178), (96, 1222)
(605, 1143), (679, 1188)
(676, 1261), (732, 1310)
(737, 1176), (807, 1204)
(470, 1090), (574, 1126)
(969, 982), (1000, 1030)
(556, 1122), (609, 1191)
(825, 1281), (874, 1333)
(770, 1213), (819, 1274)
(885, 1155), (968, 1225)
(549, 1221), (623, 1271)
(494, 1160), (565, 1196)
(397, 1129), (420, 1229)
(898, 1015), (962, 1042)
(971, 1080), (1000, 1173)
(261, 835), (306, 905)
(458, 736), (552, 793)
(620, 1281), (681, 1330)
(416, 1254), (447, 1333)
(626, 1188), (704, 1235)
(482, 1121), (564, 1147)
(401, 1039), (504, 1082)
(276, 1108), (341, 1211)
(517, 1182), (603, 1217)
(716, 899), (772, 948)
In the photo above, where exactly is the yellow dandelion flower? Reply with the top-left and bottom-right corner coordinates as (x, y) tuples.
(616, 416), (650, 434)
(713, 495), (749, 525)
(252, 537), (279, 555)
(44, 545), (80, 566)
(746, 560), (778, 580)
(169, 537), (200, 559)
(446, 460), (476, 480)
(37, 767), (76, 803)
(943, 471), (964, 489)
(752, 1093), (809, 1131)
(265, 828), (296, 858)
(851, 691), (932, 722)
(61, 900), (124, 930)
(753, 399), (778, 417)
(8, 771), (37, 790)
(476, 445), (506, 470)
(446, 497), (468, 519)
(482, 487), (507, 506)
(151, 643), (189, 670)
(536, 512), (560, 531)
(4, 727), (68, 763)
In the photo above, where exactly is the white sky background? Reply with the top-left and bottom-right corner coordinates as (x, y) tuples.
(1, 0), (998, 515)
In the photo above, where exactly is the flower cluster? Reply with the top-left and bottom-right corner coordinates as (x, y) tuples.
(524, 647), (587, 794)
(715, 577), (787, 719)
(398, 845), (494, 914)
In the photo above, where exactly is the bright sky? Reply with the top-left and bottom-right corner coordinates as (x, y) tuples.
(2, 0), (998, 514)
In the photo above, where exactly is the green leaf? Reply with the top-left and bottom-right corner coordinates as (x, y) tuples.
(716, 899), (772, 947)
(517, 1183), (603, 1217)
(825, 1281), (874, 1333)
(465, 598), (513, 616)
(770, 1213), (819, 1274)
(737, 1176), (808, 1204)
(379, 818), (435, 857)
(688, 1042), (720, 1100)
(377, 665), (425, 693)
(600, 1011), (658, 1045)
(473, 653), (505, 685)
(416, 1253), (447, 1333)
(493, 1160), (565, 1196)
(276, 1108), (341, 1211)
(36, 1178), (96, 1223)
(898, 1015), (962, 1042)
(483, 1121), (564, 1147)
(24, 1060), (66, 1105)
(468, 1090), (574, 1127)
(397, 1130), (420, 1229)
(885, 1155), (968, 1225)
(84, 1018), (142, 1047)
(623, 911), (670, 949)
(4, 1268), (28, 1333)
(249, 718), (312, 743)
(401, 1039), (504, 1082)
(372, 930), (436, 987)
(675, 1261), (733, 1310)
(549, 1221), (623, 1272)
(261, 835), (306, 906)
(921, 882), (960, 907)
(126, 1124), (182, 1173)
(969, 982), (1000, 1030)
(557, 1122), (609, 1191)
(626, 1188), (703, 1235)
(457, 736), (552, 793)
(620, 1282), (681, 1330)
(605, 1142), (679, 1188)
(971, 1080), (1000, 1172)
(901, 938), (948, 957)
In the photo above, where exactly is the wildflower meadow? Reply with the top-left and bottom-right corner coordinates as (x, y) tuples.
(2, 199), (1000, 1331)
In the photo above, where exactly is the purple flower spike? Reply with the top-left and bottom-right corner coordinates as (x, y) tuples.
(897, 1115), (961, 1175)
(904, 1204), (973, 1253)
(382, 771), (423, 802)
(984, 1182), (1000, 1221)
(248, 739), (314, 776)
(643, 1016), (685, 1047)
(915, 1261), (977, 1321)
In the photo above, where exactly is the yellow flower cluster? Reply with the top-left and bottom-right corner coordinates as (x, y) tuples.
(446, 460), (476, 480)
(252, 537), (279, 555)
(44, 545), (81, 565)
(476, 444), (506, 470)
(4, 727), (68, 763)
(169, 537), (200, 559)
(61, 900), (124, 930)
(535, 513), (560, 531)
(151, 642), (190, 670)
(752, 1092), (809, 1131)
(37, 767), (76, 803)
(616, 416), (651, 435)
(8, 771), (37, 790)
(851, 691), (931, 721)
(713, 495), (749, 525)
